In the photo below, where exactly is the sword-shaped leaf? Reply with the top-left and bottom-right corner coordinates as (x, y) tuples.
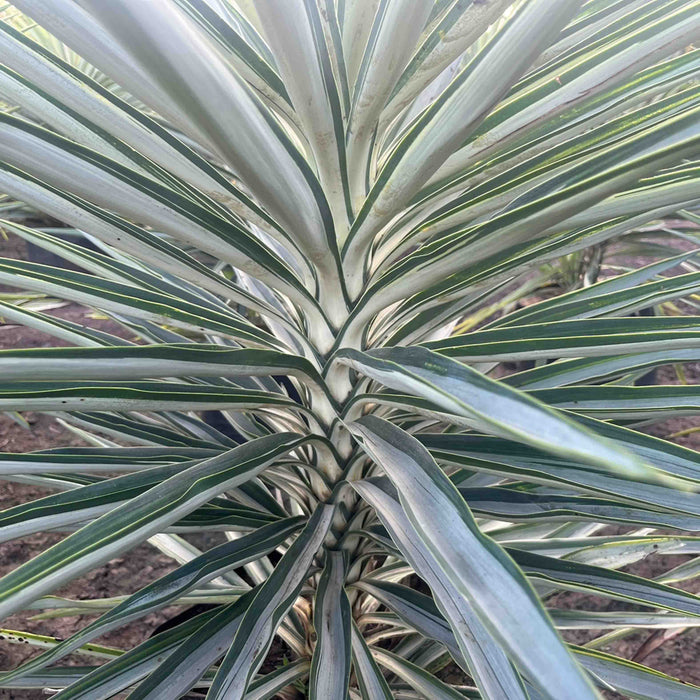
(352, 477), (528, 699)
(0, 517), (301, 683)
(47, 607), (222, 700)
(459, 487), (700, 531)
(0, 434), (306, 620)
(425, 317), (700, 362)
(372, 648), (479, 700)
(530, 385), (700, 421)
(424, 433), (700, 516)
(349, 416), (598, 700)
(338, 346), (658, 481)
(350, 622), (393, 700)
(508, 548), (700, 616)
(0, 380), (304, 415)
(573, 646), (700, 700)
(208, 503), (335, 699)
(309, 550), (352, 699)
(128, 593), (255, 700)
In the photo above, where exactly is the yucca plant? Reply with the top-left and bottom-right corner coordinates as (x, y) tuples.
(0, 1), (700, 698)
